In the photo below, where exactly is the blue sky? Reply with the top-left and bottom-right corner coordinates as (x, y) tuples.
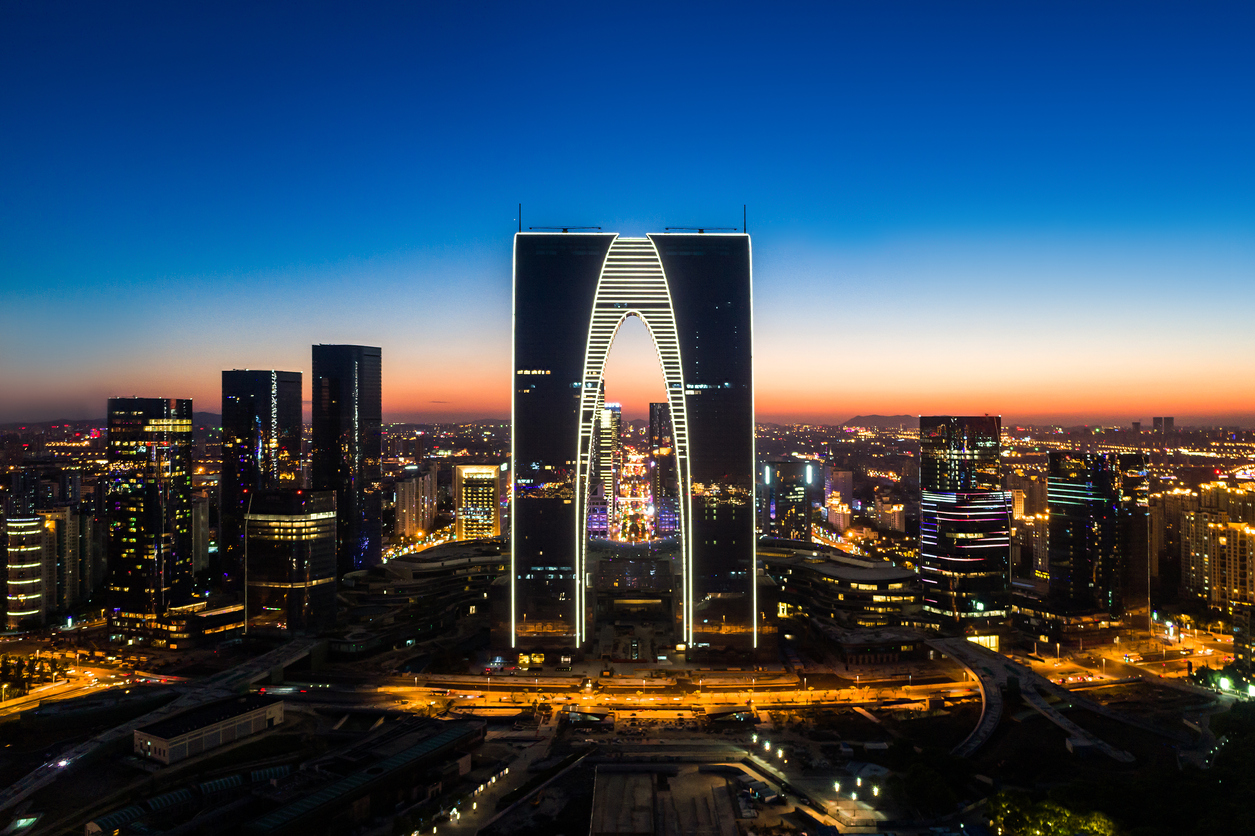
(2, 2), (1253, 424)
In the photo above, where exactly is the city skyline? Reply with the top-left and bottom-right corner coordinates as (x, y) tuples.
(3, 3), (1254, 427)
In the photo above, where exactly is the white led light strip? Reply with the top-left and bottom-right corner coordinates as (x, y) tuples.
(574, 236), (694, 645)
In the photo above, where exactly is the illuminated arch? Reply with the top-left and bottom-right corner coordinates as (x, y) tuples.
(573, 236), (694, 643)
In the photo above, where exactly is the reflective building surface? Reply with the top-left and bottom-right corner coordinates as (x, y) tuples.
(1047, 451), (1148, 616)
(509, 232), (757, 658)
(918, 415), (1011, 622)
(221, 369), (303, 580)
(311, 344), (382, 575)
(244, 489), (337, 632)
(105, 397), (194, 637)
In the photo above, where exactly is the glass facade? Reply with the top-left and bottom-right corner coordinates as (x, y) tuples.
(244, 489), (337, 632)
(918, 415), (1011, 621)
(760, 460), (820, 542)
(311, 345), (382, 575)
(1047, 451), (1148, 615)
(105, 397), (194, 637)
(509, 232), (758, 659)
(221, 369), (302, 582)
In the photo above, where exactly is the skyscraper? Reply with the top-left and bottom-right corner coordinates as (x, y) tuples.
(244, 489), (336, 632)
(105, 397), (194, 637)
(596, 402), (623, 524)
(760, 460), (820, 541)
(5, 516), (54, 629)
(1047, 451), (1148, 615)
(311, 345), (382, 575)
(396, 465), (437, 539)
(509, 232), (756, 657)
(454, 464), (503, 540)
(221, 370), (302, 579)
(918, 416), (1011, 623)
(648, 402), (678, 536)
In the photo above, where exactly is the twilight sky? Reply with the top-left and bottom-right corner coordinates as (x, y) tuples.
(2, 2), (1253, 426)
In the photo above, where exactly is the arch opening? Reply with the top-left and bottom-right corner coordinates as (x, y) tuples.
(574, 236), (694, 646)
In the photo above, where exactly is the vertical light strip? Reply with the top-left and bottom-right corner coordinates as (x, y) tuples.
(747, 234), (757, 648)
(510, 235), (518, 648)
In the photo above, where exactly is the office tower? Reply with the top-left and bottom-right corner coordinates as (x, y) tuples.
(596, 403), (623, 522)
(1010, 513), (1048, 586)
(244, 490), (336, 632)
(825, 493), (852, 531)
(5, 516), (55, 629)
(826, 469), (854, 505)
(311, 345), (382, 575)
(1152, 416), (1175, 434)
(873, 488), (906, 533)
(1046, 452), (1148, 615)
(648, 402), (678, 536)
(1006, 470), (1047, 519)
(191, 492), (210, 573)
(104, 398), (194, 637)
(396, 465), (437, 539)
(1131, 421), (1142, 433)
(918, 416), (1011, 622)
(761, 460), (820, 541)
(36, 506), (83, 612)
(510, 232), (755, 656)
(454, 465), (502, 540)
(221, 370), (302, 579)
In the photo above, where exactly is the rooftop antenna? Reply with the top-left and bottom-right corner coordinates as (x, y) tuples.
(528, 226), (602, 233)
(664, 227), (737, 234)
(744, 205), (747, 235)
(518, 203), (521, 233)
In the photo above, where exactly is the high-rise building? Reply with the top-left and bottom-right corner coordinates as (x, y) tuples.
(221, 370), (302, 580)
(918, 416), (1011, 622)
(509, 232), (756, 657)
(1152, 416), (1175, 434)
(873, 488), (906, 533)
(191, 492), (210, 573)
(826, 469), (854, 506)
(596, 403), (623, 522)
(1046, 451), (1148, 616)
(5, 516), (55, 629)
(396, 465), (437, 539)
(760, 460), (820, 541)
(244, 489), (337, 632)
(105, 397), (194, 638)
(311, 345), (382, 575)
(36, 505), (86, 612)
(454, 465), (502, 540)
(648, 402), (678, 537)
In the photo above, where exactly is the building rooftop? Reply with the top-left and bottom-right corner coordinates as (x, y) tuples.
(136, 695), (280, 741)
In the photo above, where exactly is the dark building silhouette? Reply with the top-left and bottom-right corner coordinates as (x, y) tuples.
(105, 397), (194, 637)
(648, 402), (678, 535)
(221, 370), (302, 581)
(919, 415), (1011, 623)
(245, 489), (336, 632)
(509, 232), (757, 658)
(760, 460), (820, 542)
(311, 345), (382, 575)
(1047, 451), (1148, 615)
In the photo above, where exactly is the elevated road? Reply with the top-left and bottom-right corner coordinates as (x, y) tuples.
(0, 638), (323, 815)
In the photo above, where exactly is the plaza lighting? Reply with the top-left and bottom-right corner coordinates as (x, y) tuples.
(833, 781), (841, 792)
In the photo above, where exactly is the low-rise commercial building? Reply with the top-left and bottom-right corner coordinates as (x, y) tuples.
(760, 540), (921, 629)
(134, 695), (283, 765)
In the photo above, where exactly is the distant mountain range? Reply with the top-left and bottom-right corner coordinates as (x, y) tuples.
(843, 414), (918, 429)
